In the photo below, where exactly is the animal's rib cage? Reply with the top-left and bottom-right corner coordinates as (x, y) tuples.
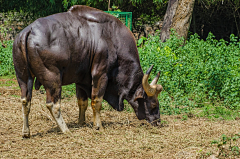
(105, 11), (132, 31)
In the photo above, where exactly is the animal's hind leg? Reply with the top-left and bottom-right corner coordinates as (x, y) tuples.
(13, 37), (34, 138)
(76, 85), (88, 126)
(21, 84), (32, 138)
(21, 96), (31, 138)
(44, 75), (69, 133)
(16, 73), (33, 138)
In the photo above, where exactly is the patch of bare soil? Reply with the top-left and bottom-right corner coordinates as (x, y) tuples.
(0, 84), (240, 158)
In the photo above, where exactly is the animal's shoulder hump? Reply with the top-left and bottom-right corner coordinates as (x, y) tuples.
(68, 5), (115, 23)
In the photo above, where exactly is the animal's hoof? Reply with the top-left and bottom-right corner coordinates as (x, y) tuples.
(62, 128), (70, 134)
(94, 124), (103, 130)
(22, 133), (30, 138)
(78, 119), (86, 126)
(64, 129), (72, 135)
(22, 128), (30, 138)
(95, 126), (100, 130)
(79, 123), (85, 127)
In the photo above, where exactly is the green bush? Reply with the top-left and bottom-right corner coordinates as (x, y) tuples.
(138, 31), (240, 112)
(0, 40), (14, 76)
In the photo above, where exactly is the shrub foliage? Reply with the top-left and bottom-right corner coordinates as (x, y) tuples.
(138, 32), (240, 112)
(0, 40), (14, 76)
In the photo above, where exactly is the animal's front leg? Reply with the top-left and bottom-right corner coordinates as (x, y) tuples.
(76, 85), (88, 126)
(78, 99), (88, 126)
(91, 97), (103, 130)
(90, 48), (108, 130)
(91, 73), (108, 130)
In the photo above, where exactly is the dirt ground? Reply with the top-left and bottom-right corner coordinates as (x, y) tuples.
(0, 78), (240, 158)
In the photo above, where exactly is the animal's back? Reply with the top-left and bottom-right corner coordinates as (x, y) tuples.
(14, 4), (140, 93)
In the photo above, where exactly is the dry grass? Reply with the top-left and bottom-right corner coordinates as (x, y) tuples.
(1, 78), (240, 158)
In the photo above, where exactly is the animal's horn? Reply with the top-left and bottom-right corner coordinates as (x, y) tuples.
(151, 71), (160, 85)
(142, 65), (156, 96)
(146, 65), (154, 75)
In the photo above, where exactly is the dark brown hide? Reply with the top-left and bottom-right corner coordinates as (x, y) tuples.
(13, 5), (161, 129)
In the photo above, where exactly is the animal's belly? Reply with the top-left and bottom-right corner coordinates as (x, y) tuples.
(61, 67), (91, 85)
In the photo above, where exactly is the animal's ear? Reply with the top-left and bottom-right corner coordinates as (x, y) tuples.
(134, 88), (144, 102)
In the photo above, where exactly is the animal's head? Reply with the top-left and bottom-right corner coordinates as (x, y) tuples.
(134, 65), (163, 126)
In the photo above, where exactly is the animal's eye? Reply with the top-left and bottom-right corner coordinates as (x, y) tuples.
(151, 103), (157, 108)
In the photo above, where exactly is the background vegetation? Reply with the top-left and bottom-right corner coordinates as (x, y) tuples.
(138, 31), (240, 117)
(0, 40), (13, 76)
(1, 32), (240, 118)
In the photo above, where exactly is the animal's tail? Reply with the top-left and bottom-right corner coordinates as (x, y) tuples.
(20, 28), (34, 100)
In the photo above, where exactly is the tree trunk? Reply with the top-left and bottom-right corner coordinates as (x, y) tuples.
(108, 0), (111, 11)
(160, 0), (195, 42)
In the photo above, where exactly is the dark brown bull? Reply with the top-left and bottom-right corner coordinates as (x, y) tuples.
(12, 5), (163, 138)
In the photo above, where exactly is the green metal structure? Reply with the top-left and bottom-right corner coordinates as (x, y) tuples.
(105, 11), (132, 31)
